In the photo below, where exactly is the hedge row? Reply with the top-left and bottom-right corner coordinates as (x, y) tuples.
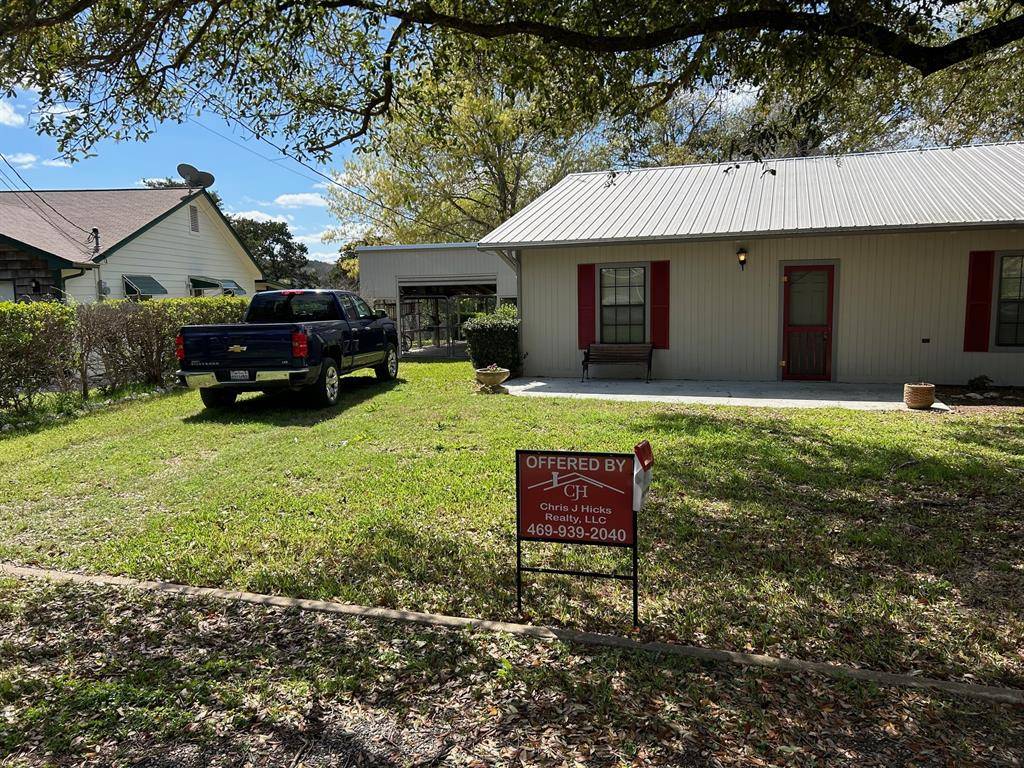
(0, 296), (248, 411)
(462, 304), (523, 373)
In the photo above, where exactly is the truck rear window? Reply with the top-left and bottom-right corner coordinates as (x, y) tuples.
(246, 293), (340, 322)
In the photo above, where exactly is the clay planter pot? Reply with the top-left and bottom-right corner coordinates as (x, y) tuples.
(476, 367), (510, 389)
(904, 383), (935, 410)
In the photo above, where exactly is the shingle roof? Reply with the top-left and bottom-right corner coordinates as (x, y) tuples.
(479, 143), (1024, 248)
(0, 187), (200, 265)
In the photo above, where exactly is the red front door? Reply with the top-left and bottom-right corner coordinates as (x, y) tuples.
(783, 265), (834, 381)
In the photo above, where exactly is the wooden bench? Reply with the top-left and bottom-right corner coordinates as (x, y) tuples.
(581, 343), (654, 382)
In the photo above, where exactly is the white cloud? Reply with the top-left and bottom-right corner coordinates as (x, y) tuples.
(274, 192), (327, 208)
(229, 209), (292, 224)
(41, 158), (71, 168)
(4, 152), (37, 169)
(294, 229), (330, 245)
(0, 101), (25, 128)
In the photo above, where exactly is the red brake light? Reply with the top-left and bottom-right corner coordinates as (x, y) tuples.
(174, 333), (185, 361)
(291, 330), (308, 358)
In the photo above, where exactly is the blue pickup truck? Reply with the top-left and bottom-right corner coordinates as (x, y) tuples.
(176, 289), (400, 409)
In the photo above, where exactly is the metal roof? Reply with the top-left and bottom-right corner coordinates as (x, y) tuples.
(356, 242), (480, 253)
(479, 143), (1024, 248)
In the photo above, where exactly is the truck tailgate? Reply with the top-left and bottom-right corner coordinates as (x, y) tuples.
(181, 324), (298, 368)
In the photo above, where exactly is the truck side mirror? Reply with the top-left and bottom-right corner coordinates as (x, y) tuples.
(375, 309), (389, 318)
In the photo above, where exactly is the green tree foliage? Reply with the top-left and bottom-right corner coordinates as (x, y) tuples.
(142, 178), (223, 206)
(3, 1), (1022, 163)
(226, 217), (315, 288)
(325, 64), (605, 243)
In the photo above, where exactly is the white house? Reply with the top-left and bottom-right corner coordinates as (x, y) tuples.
(480, 143), (1024, 386)
(0, 187), (262, 303)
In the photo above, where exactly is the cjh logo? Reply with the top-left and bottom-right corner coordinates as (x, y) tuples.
(528, 471), (625, 501)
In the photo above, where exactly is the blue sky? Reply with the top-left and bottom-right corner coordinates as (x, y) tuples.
(0, 90), (350, 263)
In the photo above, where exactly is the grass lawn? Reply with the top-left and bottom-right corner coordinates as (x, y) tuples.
(0, 360), (1021, 688)
(2, 577), (1021, 767)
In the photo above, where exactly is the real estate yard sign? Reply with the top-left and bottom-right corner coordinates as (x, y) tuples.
(515, 444), (652, 627)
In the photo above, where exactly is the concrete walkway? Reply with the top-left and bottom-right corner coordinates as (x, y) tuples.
(505, 378), (949, 411)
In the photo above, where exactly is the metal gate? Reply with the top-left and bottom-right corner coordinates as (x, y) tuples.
(398, 294), (497, 359)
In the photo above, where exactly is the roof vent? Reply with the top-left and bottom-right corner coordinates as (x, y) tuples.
(189, 204), (199, 233)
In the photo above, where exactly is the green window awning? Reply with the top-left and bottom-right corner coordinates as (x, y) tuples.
(123, 274), (168, 296)
(188, 275), (222, 290)
(219, 279), (246, 295)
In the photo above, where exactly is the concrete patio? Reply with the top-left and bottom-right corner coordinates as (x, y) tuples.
(504, 378), (949, 411)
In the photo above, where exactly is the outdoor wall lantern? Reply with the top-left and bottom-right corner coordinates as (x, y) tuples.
(736, 248), (748, 271)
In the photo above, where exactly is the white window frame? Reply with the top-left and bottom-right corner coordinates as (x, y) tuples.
(990, 250), (1024, 352)
(596, 262), (650, 345)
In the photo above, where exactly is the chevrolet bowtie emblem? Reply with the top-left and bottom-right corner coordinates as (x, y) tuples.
(227, 345), (247, 353)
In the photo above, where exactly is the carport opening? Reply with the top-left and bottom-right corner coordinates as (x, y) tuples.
(396, 283), (497, 359)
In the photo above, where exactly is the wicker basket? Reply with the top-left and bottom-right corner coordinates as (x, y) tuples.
(904, 383), (935, 410)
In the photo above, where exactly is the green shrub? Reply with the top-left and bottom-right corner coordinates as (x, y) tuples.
(0, 296), (250, 419)
(462, 304), (522, 373)
(78, 296), (248, 388)
(0, 301), (77, 411)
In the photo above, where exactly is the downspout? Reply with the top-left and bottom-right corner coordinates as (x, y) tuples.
(61, 267), (87, 302)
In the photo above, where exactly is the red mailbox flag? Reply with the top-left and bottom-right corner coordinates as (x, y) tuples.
(634, 440), (654, 471)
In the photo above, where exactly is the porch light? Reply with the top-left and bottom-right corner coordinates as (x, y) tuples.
(736, 248), (748, 271)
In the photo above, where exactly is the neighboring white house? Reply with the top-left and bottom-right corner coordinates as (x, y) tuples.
(356, 242), (518, 355)
(480, 142), (1024, 385)
(0, 187), (262, 303)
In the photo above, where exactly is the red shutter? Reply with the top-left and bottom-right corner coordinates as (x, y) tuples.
(964, 251), (995, 352)
(650, 260), (670, 349)
(577, 264), (596, 349)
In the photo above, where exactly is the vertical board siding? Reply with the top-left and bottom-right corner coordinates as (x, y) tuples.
(520, 227), (1024, 385)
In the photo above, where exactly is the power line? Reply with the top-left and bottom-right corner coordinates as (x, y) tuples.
(0, 152), (92, 235)
(169, 74), (467, 241)
(0, 162), (93, 256)
(184, 116), (403, 237)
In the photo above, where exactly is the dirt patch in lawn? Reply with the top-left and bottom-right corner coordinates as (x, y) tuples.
(2, 577), (1022, 767)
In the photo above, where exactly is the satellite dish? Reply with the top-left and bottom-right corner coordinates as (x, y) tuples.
(176, 163), (215, 188)
(176, 163), (199, 182)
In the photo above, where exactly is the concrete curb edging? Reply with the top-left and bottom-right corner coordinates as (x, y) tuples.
(3, 563), (1021, 706)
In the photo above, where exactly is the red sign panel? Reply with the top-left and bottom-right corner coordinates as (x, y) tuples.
(516, 450), (635, 546)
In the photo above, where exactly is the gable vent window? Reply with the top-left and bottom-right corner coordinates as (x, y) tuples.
(188, 204), (199, 233)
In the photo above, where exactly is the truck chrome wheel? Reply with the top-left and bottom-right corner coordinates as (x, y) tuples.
(325, 365), (340, 403)
(375, 345), (399, 381)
